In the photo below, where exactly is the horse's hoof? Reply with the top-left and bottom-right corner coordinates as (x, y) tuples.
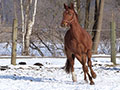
(72, 79), (77, 82)
(72, 77), (77, 82)
(84, 79), (88, 83)
(72, 73), (77, 82)
(92, 72), (97, 79)
(90, 81), (95, 85)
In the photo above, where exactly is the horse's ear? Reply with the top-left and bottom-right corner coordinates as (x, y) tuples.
(70, 3), (74, 10)
(64, 3), (68, 10)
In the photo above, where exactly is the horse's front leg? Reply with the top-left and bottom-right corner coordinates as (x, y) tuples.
(70, 54), (77, 82)
(72, 70), (77, 82)
(65, 48), (77, 82)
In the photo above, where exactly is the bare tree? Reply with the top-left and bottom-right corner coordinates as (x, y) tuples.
(67, 0), (73, 4)
(84, 0), (91, 29)
(76, 0), (81, 23)
(92, 0), (105, 54)
(20, 0), (38, 55)
(20, 0), (24, 54)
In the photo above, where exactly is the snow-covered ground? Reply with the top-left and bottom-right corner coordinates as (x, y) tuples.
(0, 56), (120, 90)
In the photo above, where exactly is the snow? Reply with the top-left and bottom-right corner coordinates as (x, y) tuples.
(0, 56), (120, 90)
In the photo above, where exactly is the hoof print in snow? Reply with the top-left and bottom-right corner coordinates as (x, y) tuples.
(34, 63), (43, 67)
(0, 68), (6, 71)
(19, 62), (26, 65)
(0, 66), (10, 71)
(98, 64), (102, 66)
(61, 66), (65, 69)
(116, 71), (120, 73)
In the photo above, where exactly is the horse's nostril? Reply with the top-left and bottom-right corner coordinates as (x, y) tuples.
(61, 23), (65, 27)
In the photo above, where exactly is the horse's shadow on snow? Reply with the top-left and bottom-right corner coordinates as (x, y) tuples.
(100, 67), (120, 71)
(0, 75), (84, 85)
(0, 75), (57, 82)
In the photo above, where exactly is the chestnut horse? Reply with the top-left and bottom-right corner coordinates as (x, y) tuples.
(61, 3), (96, 85)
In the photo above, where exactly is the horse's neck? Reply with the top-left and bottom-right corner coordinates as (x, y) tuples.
(70, 18), (82, 39)
(70, 21), (81, 30)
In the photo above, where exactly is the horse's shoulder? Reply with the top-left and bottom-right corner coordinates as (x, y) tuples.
(65, 30), (71, 37)
(66, 29), (71, 34)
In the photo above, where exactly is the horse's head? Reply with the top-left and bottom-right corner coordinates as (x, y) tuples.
(61, 3), (75, 27)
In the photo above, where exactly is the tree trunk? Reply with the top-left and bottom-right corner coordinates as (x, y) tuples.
(84, 0), (91, 29)
(67, 0), (73, 5)
(11, 19), (18, 65)
(110, 18), (116, 64)
(76, 0), (81, 24)
(118, 46), (120, 53)
(92, 0), (100, 36)
(20, 0), (25, 54)
(24, 20), (33, 55)
(1, 0), (5, 24)
(21, 0), (30, 55)
(23, 0), (38, 55)
(11, 0), (18, 65)
(92, 0), (104, 54)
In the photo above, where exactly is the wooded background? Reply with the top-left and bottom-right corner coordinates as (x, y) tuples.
(0, 0), (120, 57)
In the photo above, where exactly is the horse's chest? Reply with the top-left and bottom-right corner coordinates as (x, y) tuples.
(66, 39), (85, 53)
(67, 39), (77, 50)
(65, 30), (85, 52)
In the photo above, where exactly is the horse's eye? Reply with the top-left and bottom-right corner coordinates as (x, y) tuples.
(66, 11), (69, 13)
(69, 13), (72, 16)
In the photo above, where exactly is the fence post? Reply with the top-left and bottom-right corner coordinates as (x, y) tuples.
(11, 19), (18, 65)
(110, 20), (116, 65)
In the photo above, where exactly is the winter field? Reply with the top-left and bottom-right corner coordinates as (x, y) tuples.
(0, 55), (120, 90)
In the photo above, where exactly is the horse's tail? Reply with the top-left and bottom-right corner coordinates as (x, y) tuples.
(64, 54), (75, 74)
(64, 59), (71, 74)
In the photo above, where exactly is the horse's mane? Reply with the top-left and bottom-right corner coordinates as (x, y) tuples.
(68, 6), (79, 22)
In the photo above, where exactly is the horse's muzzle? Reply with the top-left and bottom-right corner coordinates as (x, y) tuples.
(61, 21), (68, 27)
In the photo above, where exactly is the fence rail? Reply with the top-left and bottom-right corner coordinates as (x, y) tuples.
(0, 55), (119, 59)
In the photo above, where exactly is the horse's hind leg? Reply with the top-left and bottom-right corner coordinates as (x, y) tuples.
(76, 54), (94, 85)
(82, 54), (94, 85)
(82, 55), (88, 82)
(87, 50), (96, 79)
(75, 54), (88, 82)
